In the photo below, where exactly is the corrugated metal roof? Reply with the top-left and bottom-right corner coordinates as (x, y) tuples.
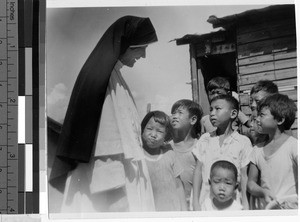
(175, 4), (295, 45)
(208, 4), (295, 29)
(176, 29), (226, 45)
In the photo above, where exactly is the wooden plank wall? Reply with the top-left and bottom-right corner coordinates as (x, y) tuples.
(236, 18), (297, 137)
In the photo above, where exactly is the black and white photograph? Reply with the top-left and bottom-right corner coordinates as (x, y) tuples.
(46, 0), (298, 220)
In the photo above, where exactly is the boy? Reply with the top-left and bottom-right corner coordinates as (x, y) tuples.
(202, 160), (243, 211)
(249, 80), (278, 118)
(201, 77), (250, 134)
(247, 94), (298, 209)
(193, 94), (252, 210)
(248, 80), (279, 145)
(170, 99), (203, 209)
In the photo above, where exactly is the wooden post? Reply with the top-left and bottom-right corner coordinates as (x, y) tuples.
(189, 44), (210, 114)
(189, 44), (199, 104)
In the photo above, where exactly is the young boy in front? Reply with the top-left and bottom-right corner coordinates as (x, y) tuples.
(202, 160), (243, 211)
(192, 94), (252, 210)
(247, 94), (298, 209)
(170, 99), (203, 209)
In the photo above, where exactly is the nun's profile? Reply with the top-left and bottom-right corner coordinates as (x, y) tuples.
(50, 16), (158, 212)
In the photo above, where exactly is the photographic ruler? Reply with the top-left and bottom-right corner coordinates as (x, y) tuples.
(0, 0), (19, 214)
(0, 0), (40, 214)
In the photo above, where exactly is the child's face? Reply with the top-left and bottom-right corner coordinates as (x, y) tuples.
(248, 115), (261, 140)
(210, 99), (235, 128)
(208, 88), (229, 102)
(210, 167), (237, 203)
(142, 117), (166, 149)
(171, 106), (194, 130)
(256, 107), (278, 134)
(250, 90), (270, 118)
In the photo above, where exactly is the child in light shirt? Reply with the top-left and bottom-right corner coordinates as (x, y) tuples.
(202, 160), (243, 211)
(247, 80), (279, 209)
(141, 110), (187, 211)
(192, 94), (252, 210)
(247, 94), (298, 209)
(169, 99), (203, 209)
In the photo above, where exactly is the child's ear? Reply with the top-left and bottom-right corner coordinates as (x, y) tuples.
(230, 109), (238, 119)
(277, 117), (285, 126)
(234, 182), (239, 190)
(190, 115), (198, 125)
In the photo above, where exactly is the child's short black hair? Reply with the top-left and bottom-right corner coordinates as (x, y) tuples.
(141, 110), (172, 141)
(210, 160), (238, 182)
(250, 80), (279, 95)
(206, 77), (231, 92)
(171, 99), (203, 138)
(258, 93), (297, 131)
(210, 94), (239, 113)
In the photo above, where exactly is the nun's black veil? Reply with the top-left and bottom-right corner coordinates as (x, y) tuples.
(50, 16), (157, 191)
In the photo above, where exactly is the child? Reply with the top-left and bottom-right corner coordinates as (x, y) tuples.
(201, 77), (250, 134)
(248, 80), (279, 145)
(246, 80), (279, 210)
(169, 99), (203, 209)
(192, 94), (252, 210)
(141, 110), (187, 211)
(247, 94), (298, 209)
(202, 160), (243, 211)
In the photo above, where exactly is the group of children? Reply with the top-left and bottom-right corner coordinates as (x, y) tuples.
(140, 77), (298, 211)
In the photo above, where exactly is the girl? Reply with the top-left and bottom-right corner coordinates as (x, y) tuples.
(141, 111), (187, 211)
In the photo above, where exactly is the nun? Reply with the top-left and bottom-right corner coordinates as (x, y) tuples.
(49, 15), (158, 212)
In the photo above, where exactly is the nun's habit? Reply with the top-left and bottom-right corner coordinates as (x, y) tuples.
(49, 16), (158, 212)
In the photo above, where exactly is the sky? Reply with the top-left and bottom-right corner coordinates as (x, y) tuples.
(46, 0), (293, 123)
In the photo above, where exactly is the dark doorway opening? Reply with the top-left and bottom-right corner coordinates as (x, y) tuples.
(197, 52), (237, 92)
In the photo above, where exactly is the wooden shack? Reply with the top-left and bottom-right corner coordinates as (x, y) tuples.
(176, 4), (297, 137)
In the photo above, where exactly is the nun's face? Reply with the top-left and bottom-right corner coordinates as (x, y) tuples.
(119, 46), (147, 67)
